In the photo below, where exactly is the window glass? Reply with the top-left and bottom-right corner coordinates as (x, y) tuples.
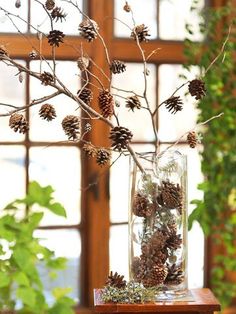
(0, 61), (26, 142)
(114, 0), (157, 39)
(34, 229), (81, 304)
(0, 1), (28, 33)
(29, 61), (80, 142)
(158, 64), (200, 142)
(159, 0), (205, 41)
(29, 146), (81, 225)
(112, 63), (156, 141)
(30, 0), (83, 34)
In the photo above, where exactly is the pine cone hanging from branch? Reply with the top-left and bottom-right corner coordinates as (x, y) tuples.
(110, 60), (126, 74)
(82, 143), (97, 158)
(47, 30), (65, 47)
(51, 7), (67, 22)
(98, 90), (114, 118)
(131, 24), (150, 42)
(126, 95), (141, 111)
(188, 79), (206, 100)
(79, 19), (99, 42)
(62, 115), (80, 140)
(77, 88), (93, 105)
(109, 126), (133, 151)
(187, 131), (197, 148)
(96, 148), (111, 166)
(39, 104), (56, 121)
(9, 113), (29, 134)
(106, 271), (126, 288)
(164, 96), (183, 114)
(45, 0), (55, 10)
(40, 71), (54, 85)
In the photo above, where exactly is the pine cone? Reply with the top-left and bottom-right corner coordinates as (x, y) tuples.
(187, 131), (197, 148)
(164, 263), (184, 285)
(150, 230), (167, 250)
(62, 115), (80, 140)
(126, 95), (141, 111)
(83, 143), (97, 158)
(47, 30), (65, 47)
(96, 148), (111, 166)
(165, 96), (183, 114)
(131, 257), (142, 280)
(106, 271), (126, 288)
(131, 24), (150, 42)
(157, 180), (183, 213)
(79, 19), (98, 42)
(77, 56), (89, 71)
(188, 79), (206, 100)
(109, 126), (133, 151)
(123, 1), (131, 12)
(166, 231), (182, 250)
(29, 50), (38, 59)
(39, 104), (56, 121)
(132, 193), (153, 217)
(40, 71), (54, 85)
(98, 90), (114, 118)
(0, 45), (9, 58)
(110, 60), (126, 74)
(45, 0), (55, 10)
(9, 113), (29, 134)
(77, 88), (93, 105)
(51, 7), (67, 22)
(143, 264), (168, 287)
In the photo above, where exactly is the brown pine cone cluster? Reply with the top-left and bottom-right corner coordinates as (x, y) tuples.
(188, 79), (206, 100)
(126, 95), (141, 112)
(47, 30), (65, 47)
(132, 193), (154, 217)
(9, 113), (29, 134)
(106, 271), (126, 288)
(77, 88), (93, 105)
(131, 24), (150, 42)
(45, 0), (55, 10)
(98, 90), (114, 118)
(61, 115), (80, 140)
(79, 19), (98, 42)
(187, 131), (197, 148)
(109, 126), (133, 151)
(110, 60), (126, 74)
(164, 96), (183, 114)
(39, 104), (56, 121)
(157, 180), (183, 214)
(40, 71), (54, 85)
(51, 7), (67, 22)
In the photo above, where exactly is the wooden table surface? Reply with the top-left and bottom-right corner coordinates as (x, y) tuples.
(94, 288), (221, 313)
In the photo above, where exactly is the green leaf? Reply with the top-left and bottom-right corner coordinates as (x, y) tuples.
(17, 287), (36, 308)
(47, 257), (67, 270)
(47, 202), (67, 217)
(0, 272), (10, 288)
(52, 287), (72, 300)
(14, 272), (30, 287)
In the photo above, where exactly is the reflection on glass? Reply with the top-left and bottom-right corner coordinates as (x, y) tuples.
(114, 0), (157, 39)
(34, 229), (81, 304)
(0, 0), (28, 33)
(29, 61), (80, 142)
(30, 0), (83, 34)
(29, 146), (81, 225)
(112, 63), (156, 141)
(0, 61), (26, 141)
(158, 64), (200, 142)
(0, 146), (25, 209)
(110, 225), (129, 280)
(160, 144), (204, 289)
(159, 0), (205, 41)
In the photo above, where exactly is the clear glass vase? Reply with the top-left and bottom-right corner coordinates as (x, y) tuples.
(129, 150), (188, 300)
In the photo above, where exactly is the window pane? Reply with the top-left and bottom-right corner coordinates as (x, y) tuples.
(34, 229), (81, 304)
(30, 0), (83, 34)
(110, 225), (129, 280)
(0, 1), (28, 33)
(114, 0), (157, 39)
(0, 61), (26, 142)
(158, 64), (200, 142)
(29, 147), (81, 225)
(0, 145), (25, 209)
(112, 63), (156, 141)
(159, 0), (205, 41)
(29, 61), (80, 142)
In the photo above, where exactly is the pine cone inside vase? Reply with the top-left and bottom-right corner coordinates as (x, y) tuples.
(188, 79), (206, 100)
(164, 96), (183, 114)
(110, 60), (126, 74)
(165, 231), (182, 250)
(9, 113), (29, 134)
(79, 19), (99, 42)
(132, 193), (153, 217)
(143, 264), (168, 287)
(96, 148), (111, 166)
(45, 0), (55, 10)
(106, 271), (126, 288)
(126, 95), (141, 111)
(62, 115), (80, 140)
(39, 104), (56, 121)
(77, 88), (93, 105)
(51, 7), (67, 22)
(98, 90), (114, 118)
(157, 180), (183, 213)
(131, 24), (150, 42)
(40, 71), (54, 85)
(47, 30), (65, 47)
(164, 263), (184, 285)
(187, 131), (197, 148)
(109, 126), (133, 151)
(82, 143), (97, 158)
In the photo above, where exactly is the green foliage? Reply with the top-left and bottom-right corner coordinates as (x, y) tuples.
(185, 0), (236, 308)
(0, 181), (74, 313)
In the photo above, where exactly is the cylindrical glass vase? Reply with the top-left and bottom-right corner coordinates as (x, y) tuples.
(129, 150), (188, 300)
